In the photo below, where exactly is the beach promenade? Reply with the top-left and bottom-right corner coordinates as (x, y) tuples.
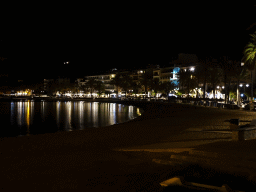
(1, 99), (256, 191)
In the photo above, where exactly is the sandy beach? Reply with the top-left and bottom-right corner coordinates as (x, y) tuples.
(1, 100), (256, 191)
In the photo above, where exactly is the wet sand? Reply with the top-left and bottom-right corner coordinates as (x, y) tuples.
(1, 100), (256, 191)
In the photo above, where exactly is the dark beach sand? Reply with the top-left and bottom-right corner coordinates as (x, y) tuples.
(1, 100), (256, 191)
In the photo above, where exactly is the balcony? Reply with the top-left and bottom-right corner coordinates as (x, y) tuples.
(161, 75), (173, 79)
(161, 71), (173, 75)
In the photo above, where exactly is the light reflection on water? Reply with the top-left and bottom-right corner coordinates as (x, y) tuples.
(5, 101), (142, 137)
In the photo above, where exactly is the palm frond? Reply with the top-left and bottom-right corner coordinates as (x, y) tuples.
(243, 35), (256, 70)
(250, 32), (256, 43)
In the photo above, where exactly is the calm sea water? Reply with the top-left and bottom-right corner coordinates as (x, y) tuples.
(0, 101), (142, 138)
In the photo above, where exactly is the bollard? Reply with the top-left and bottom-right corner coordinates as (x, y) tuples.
(229, 119), (240, 130)
(232, 129), (244, 141)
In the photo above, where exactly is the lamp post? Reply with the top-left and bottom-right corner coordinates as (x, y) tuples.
(239, 83), (249, 101)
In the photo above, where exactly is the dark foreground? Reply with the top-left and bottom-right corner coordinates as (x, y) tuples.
(1, 100), (256, 191)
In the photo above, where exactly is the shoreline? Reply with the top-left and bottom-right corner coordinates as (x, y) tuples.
(1, 98), (256, 190)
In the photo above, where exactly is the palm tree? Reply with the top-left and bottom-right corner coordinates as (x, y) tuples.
(139, 72), (152, 98)
(80, 82), (88, 97)
(242, 31), (256, 102)
(208, 67), (222, 99)
(32, 81), (44, 97)
(120, 73), (133, 97)
(72, 82), (80, 96)
(177, 69), (187, 96)
(177, 69), (196, 97)
(218, 56), (235, 104)
(197, 57), (212, 99)
(110, 73), (122, 97)
(151, 78), (161, 99)
(48, 81), (59, 96)
(95, 81), (105, 97)
(131, 81), (141, 97)
(161, 81), (175, 98)
(193, 65), (203, 98)
(230, 60), (249, 106)
(86, 79), (97, 98)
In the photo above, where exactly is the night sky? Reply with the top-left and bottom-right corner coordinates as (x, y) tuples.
(1, 4), (255, 82)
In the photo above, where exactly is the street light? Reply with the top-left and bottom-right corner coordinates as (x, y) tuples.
(239, 84), (249, 99)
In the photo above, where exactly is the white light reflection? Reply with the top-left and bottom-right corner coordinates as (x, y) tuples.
(109, 103), (116, 125)
(56, 101), (61, 129)
(65, 101), (72, 131)
(128, 105), (134, 119)
(98, 103), (105, 126)
(87, 102), (92, 125)
(10, 102), (15, 126)
(17, 102), (23, 127)
(92, 102), (99, 127)
(78, 101), (84, 130)
(41, 101), (45, 121)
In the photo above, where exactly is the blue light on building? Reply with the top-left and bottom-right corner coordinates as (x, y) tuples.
(171, 67), (180, 86)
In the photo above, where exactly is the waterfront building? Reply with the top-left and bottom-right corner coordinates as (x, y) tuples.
(77, 69), (118, 98)
(39, 53), (253, 101)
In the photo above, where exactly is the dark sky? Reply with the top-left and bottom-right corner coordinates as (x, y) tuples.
(1, 4), (255, 82)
